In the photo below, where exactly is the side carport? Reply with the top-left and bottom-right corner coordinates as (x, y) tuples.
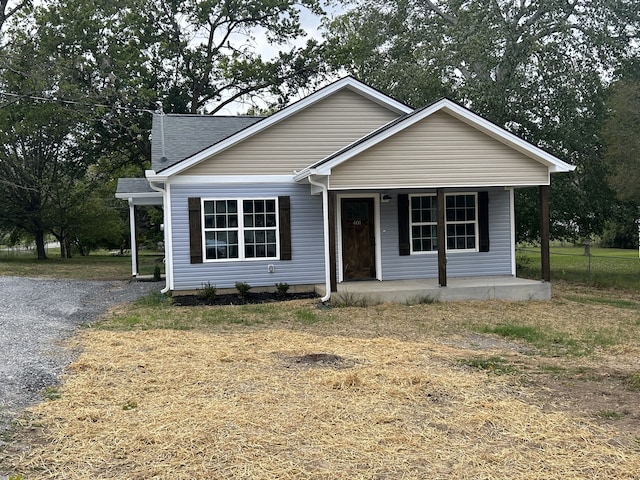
(115, 178), (163, 277)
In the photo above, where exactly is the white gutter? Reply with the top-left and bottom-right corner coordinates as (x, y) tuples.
(146, 173), (171, 294)
(307, 174), (332, 303)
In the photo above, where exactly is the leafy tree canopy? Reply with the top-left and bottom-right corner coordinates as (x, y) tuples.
(324, 0), (639, 241)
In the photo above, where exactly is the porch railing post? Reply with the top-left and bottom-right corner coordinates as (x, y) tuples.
(437, 188), (447, 287)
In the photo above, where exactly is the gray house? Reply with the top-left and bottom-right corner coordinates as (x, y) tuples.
(116, 77), (574, 302)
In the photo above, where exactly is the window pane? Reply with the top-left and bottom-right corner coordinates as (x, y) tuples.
(266, 230), (276, 243)
(245, 230), (254, 243)
(243, 200), (253, 213)
(255, 201), (265, 213)
(266, 199), (276, 212)
(244, 214), (254, 227)
(446, 196), (454, 208)
(255, 215), (265, 227)
(256, 231), (265, 243)
(266, 214), (276, 227)
(216, 200), (226, 213)
(267, 244), (276, 257)
(228, 201), (237, 213)
(411, 197), (421, 209)
(228, 215), (238, 228)
(245, 245), (254, 258)
(204, 202), (214, 214)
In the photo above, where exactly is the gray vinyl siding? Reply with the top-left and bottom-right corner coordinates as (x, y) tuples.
(183, 89), (400, 176)
(329, 111), (549, 189)
(169, 182), (325, 291)
(377, 188), (512, 280)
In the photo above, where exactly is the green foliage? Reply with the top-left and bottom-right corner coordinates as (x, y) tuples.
(275, 282), (290, 297)
(324, 0), (638, 242)
(294, 308), (319, 324)
(235, 281), (252, 300)
(197, 282), (217, 302)
(603, 68), (640, 204)
(460, 356), (517, 375)
(153, 264), (162, 281)
(42, 386), (62, 401)
(517, 246), (640, 290)
(135, 291), (171, 307)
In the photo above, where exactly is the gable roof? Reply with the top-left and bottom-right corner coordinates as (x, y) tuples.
(148, 77), (413, 179)
(151, 114), (264, 171)
(294, 98), (575, 182)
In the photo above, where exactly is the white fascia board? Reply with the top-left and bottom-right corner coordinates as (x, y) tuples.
(114, 191), (163, 200)
(306, 98), (575, 176)
(169, 174), (296, 185)
(156, 77), (413, 178)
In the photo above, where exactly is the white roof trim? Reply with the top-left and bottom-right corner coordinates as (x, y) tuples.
(115, 191), (162, 200)
(295, 99), (575, 182)
(157, 77), (413, 178)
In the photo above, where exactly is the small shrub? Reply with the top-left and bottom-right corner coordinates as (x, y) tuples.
(197, 282), (217, 302)
(153, 264), (162, 282)
(275, 282), (290, 297)
(235, 281), (252, 299)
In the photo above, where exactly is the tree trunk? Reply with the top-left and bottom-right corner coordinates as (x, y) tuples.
(35, 229), (47, 260)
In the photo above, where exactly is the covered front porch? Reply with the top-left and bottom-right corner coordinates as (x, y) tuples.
(317, 276), (550, 304)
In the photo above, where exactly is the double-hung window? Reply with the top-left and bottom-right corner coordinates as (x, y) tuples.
(410, 193), (478, 253)
(202, 198), (278, 261)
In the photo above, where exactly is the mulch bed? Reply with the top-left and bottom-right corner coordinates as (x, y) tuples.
(172, 291), (319, 306)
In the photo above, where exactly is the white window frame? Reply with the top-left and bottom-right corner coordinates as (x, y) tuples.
(409, 193), (479, 254)
(201, 197), (280, 262)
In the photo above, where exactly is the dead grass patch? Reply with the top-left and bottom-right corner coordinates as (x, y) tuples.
(4, 287), (640, 478)
(5, 325), (640, 479)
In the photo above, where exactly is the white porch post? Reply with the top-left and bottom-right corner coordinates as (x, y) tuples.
(128, 198), (138, 277)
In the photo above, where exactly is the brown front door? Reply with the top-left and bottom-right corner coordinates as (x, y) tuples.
(341, 197), (376, 281)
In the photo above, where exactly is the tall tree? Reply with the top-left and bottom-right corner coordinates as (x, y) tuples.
(324, 0), (639, 241)
(603, 66), (640, 204)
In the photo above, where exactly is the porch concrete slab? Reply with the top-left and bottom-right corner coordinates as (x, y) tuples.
(317, 276), (550, 304)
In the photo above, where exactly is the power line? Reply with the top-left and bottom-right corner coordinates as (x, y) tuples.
(0, 91), (156, 114)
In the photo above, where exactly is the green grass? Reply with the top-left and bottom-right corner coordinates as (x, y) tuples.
(517, 245), (640, 290)
(460, 356), (518, 375)
(0, 249), (164, 280)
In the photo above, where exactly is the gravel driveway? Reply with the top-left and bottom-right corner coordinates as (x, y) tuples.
(0, 276), (159, 439)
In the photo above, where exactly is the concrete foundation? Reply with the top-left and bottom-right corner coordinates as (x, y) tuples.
(318, 276), (551, 304)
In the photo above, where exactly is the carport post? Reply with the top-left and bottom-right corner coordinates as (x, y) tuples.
(128, 198), (138, 277)
(539, 185), (550, 282)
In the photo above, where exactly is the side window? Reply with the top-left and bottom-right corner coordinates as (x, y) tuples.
(202, 198), (279, 261)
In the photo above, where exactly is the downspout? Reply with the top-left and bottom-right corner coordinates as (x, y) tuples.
(127, 198), (138, 277)
(307, 175), (332, 303)
(148, 180), (171, 294)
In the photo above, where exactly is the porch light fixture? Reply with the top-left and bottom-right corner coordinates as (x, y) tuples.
(381, 194), (392, 203)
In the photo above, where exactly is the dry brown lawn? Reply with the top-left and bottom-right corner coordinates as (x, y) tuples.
(3, 282), (640, 479)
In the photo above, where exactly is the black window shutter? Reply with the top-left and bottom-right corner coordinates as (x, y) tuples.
(188, 197), (203, 263)
(478, 191), (490, 252)
(278, 196), (292, 260)
(397, 194), (410, 256)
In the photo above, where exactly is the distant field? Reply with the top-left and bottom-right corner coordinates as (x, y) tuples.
(0, 249), (163, 280)
(518, 245), (640, 290)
